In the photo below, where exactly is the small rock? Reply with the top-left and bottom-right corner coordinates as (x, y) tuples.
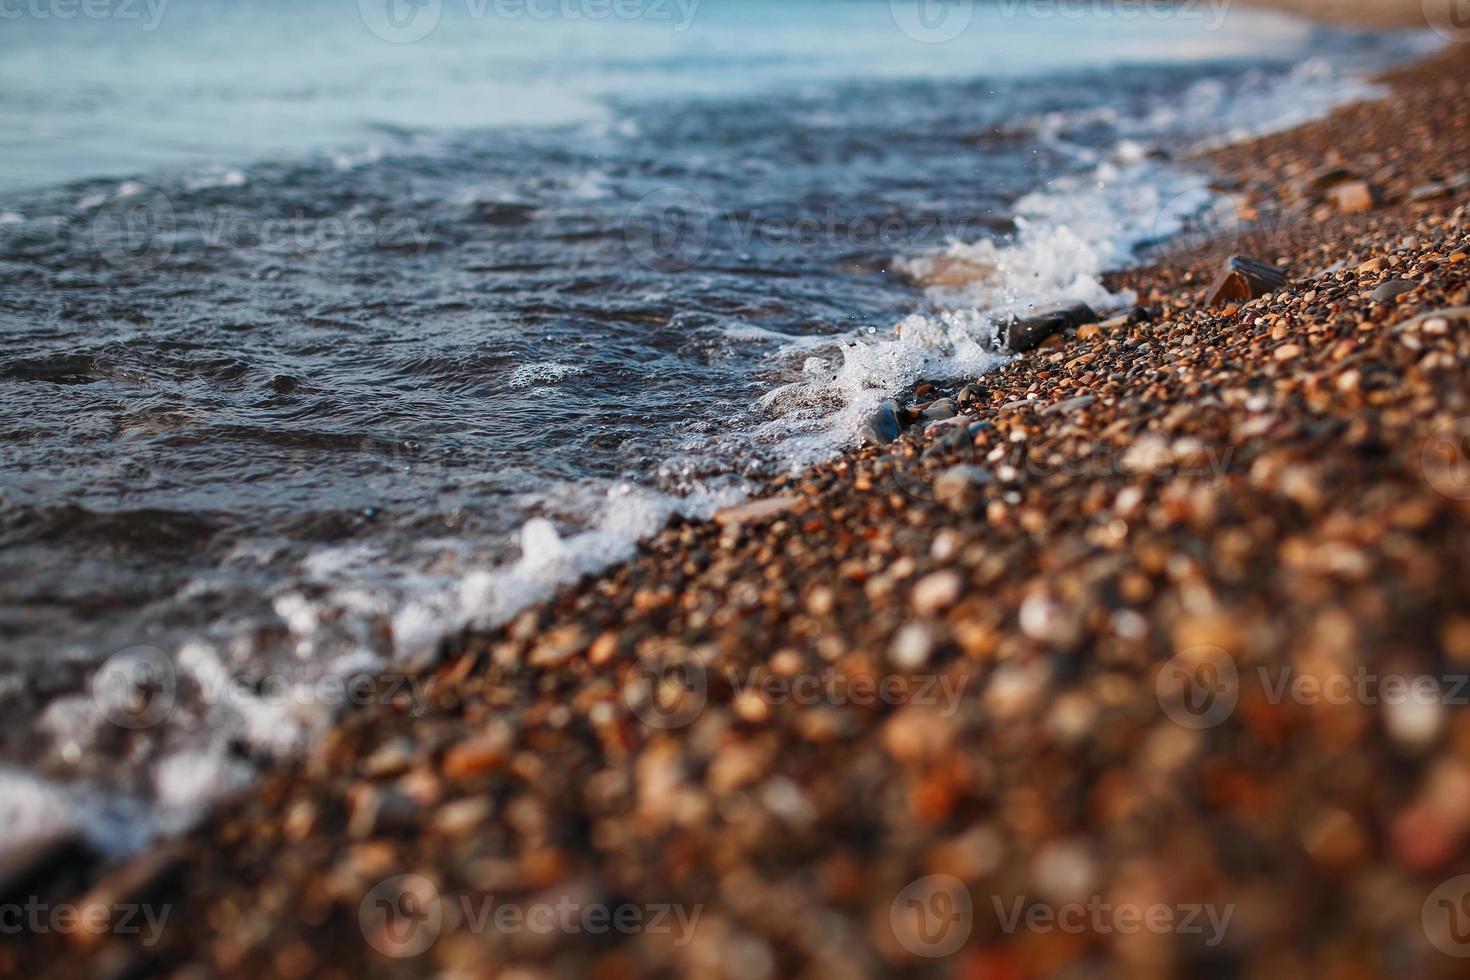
(862, 399), (902, 445)
(1003, 302), (1097, 352)
(921, 398), (958, 421)
(912, 570), (963, 616)
(881, 705), (956, 762)
(1018, 594), (1081, 648)
(443, 724), (512, 781)
(1274, 343), (1303, 362)
(1409, 182), (1449, 202)
(933, 465), (992, 512)
(890, 622), (934, 669)
(71, 847), (187, 947)
(528, 623), (588, 668)
(1371, 279), (1417, 303)
(361, 738), (417, 779)
(1043, 394), (1095, 416)
(1206, 255), (1287, 307)
(1309, 165), (1355, 190)
(1326, 180), (1373, 215)
(955, 384), (987, 407)
(348, 785), (419, 838)
(713, 495), (802, 525)
(1075, 323), (1101, 340)
(1396, 307), (1470, 332)
(1383, 684), (1444, 750)
(434, 797), (493, 837)
(0, 835), (100, 905)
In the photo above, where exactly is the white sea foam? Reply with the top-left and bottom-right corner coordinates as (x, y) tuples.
(0, 767), (155, 858)
(184, 169), (247, 191)
(508, 361), (587, 388)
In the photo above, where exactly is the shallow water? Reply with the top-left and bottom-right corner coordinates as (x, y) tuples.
(0, 0), (1433, 851)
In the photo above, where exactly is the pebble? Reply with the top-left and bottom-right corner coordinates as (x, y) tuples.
(361, 738), (417, 779)
(1004, 302), (1097, 352)
(862, 399), (902, 445)
(921, 397), (958, 421)
(1018, 594), (1081, 648)
(1371, 278), (1418, 303)
(714, 495), (802, 525)
(956, 383), (987, 407)
(889, 622), (933, 668)
(347, 785), (419, 838)
(933, 464), (992, 512)
(442, 724), (512, 781)
(1206, 254), (1287, 306)
(911, 569), (962, 615)
(1043, 394), (1095, 416)
(1326, 179), (1373, 214)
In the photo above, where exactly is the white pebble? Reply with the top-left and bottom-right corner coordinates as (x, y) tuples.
(912, 570), (962, 616)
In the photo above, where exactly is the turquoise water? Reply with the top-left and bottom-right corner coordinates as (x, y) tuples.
(1, 0), (1331, 194)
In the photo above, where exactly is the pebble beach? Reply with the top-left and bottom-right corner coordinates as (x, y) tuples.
(8, 2), (1470, 978)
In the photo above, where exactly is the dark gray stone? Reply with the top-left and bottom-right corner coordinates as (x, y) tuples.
(921, 398), (958, 421)
(863, 398), (902, 445)
(1002, 302), (1098, 352)
(1372, 279), (1417, 303)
